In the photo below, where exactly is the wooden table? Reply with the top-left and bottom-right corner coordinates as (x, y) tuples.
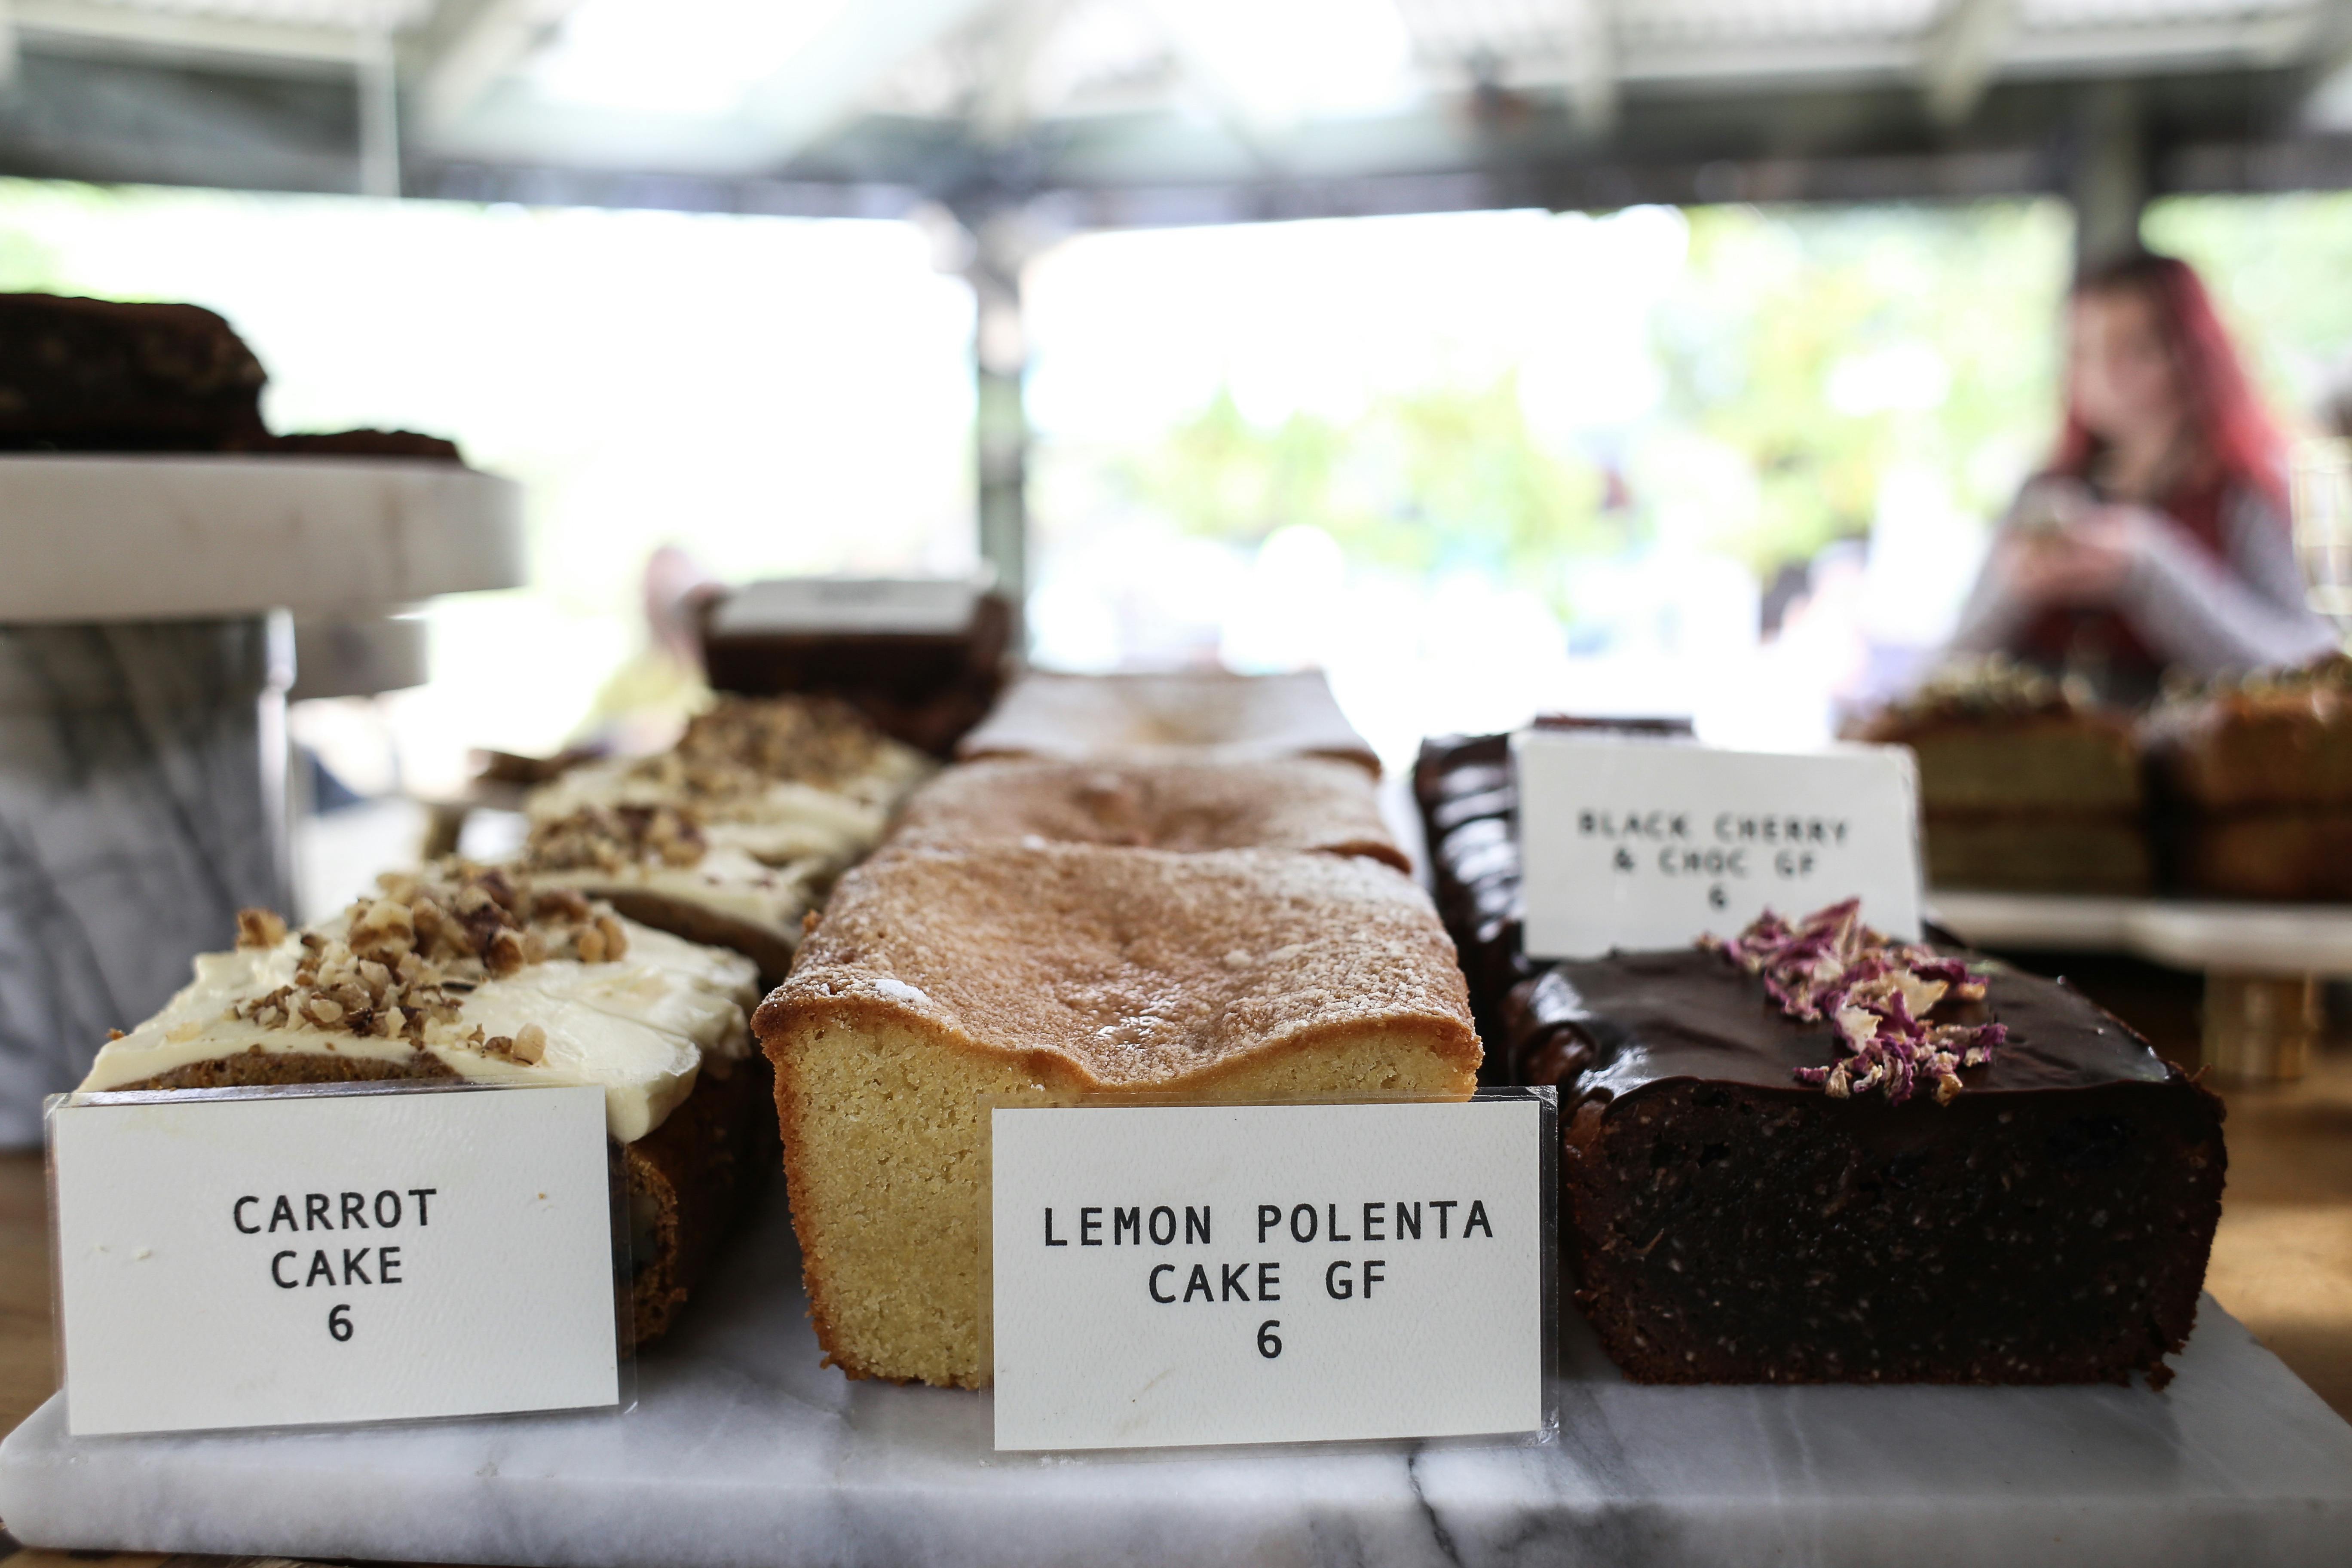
(6, 1036), (2350, 1568)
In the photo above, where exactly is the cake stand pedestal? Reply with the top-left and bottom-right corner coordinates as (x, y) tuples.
(0, 455), (522, 1143)
(1927, 891), (2352, 1083)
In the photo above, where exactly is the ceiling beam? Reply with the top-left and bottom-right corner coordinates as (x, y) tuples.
(10, 0), (363, 70)
(411, 0), (585, 141)
(1921, 0), (2014, 127)
(2294, 0), (2352, 125)
(736, 0), (1003, 168)
(1563, 0), (1617, 138)
(969, 0), (1067, 146)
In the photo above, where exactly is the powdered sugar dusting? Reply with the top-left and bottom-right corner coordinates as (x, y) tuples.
(768, 842), (1477, 1088)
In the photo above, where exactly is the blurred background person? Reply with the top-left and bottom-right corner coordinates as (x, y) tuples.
(1947, 250), (2338, 704)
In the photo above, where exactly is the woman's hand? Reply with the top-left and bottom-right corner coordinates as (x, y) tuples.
(1994, 506), (2148, 608)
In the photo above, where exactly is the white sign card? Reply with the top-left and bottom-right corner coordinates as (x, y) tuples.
(710, 572), (993, 637)
(51, 1084), (621, 1436)
(1513, 729), (1923, 960)
(990, 1097), (1550, 1452)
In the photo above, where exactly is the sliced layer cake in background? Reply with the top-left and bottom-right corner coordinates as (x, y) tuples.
(2146, 655), (2352, 901)
(1853, 659), (2151, 896)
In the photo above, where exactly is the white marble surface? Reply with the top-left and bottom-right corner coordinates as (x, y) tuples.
(5, 1176), (2351, 1568)
(0, 617), (290, 1144)
(1931, 889), (2352, 976)
(0, 454), (523, 621)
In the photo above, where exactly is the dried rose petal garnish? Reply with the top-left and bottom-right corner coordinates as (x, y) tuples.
(1700, 898), (2006, 1106)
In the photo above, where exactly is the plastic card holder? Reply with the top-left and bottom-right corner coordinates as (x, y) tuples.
(46, 1078), (635, 1438)
(977, 1086), (1558, 1461)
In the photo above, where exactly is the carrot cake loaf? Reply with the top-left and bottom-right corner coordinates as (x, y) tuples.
(528, 695), (935, 871)
(955, 670), (1380, 774)
(755, 841), (1481, 1388)
(884, 754), (1408, 870)
(519, 696), (934, 970)
(77, 862), (769, 1344)
(519, 802), (818, 983)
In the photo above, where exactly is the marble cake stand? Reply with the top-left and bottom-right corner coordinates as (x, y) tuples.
(4, 1176), (2349, 1568)
(0, 455), (523, 1145)
(1930, 890), (2352, 1083)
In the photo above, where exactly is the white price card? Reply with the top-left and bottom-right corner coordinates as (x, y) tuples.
(50, 1084), (620, 1436)
(990, 1096), (1550, 1452)
(1514, 729), (1923, 960)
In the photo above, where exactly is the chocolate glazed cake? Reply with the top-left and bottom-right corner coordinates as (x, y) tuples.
(1513, 923), (2226, 1387)
(1415, 721), (1690, 1075)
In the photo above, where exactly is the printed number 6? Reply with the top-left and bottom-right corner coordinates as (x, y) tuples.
(1257, 1319), (1281, 1359)
(329, 1303), (353, 1342)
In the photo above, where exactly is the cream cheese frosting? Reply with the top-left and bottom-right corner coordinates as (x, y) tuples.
(524, 695), (934, 861)
(517, 800), (835, 944)
(78, 867), (759, 1144)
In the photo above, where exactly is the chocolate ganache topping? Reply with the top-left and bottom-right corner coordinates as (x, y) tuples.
(1510, 943), (2175, 1110)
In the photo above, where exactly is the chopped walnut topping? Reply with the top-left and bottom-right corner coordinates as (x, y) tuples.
(236, 907), (288, 949)
(526, 802), (708, 875)
(511, 1023), (547, 1064)
(224, 861), (631, 1052)
(612, 696), (891, 807)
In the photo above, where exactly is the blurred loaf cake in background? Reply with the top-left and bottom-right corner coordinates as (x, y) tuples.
(885, 753), (1407, 870)
(1853, 658), (2151, 895)
(0, 291), (460, 459)
(699, 576), (1011, 759)
(957, 668), (1380, 774)
(2147, 654), (2352, 900)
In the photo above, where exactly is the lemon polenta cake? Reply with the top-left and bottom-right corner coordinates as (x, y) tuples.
(78, 862), (769, 1344)
(885, 754), (1409, 871)
(754, 842), (1482, 1388)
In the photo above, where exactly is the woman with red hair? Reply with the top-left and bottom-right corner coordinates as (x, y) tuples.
(1949, 250), (2337, 701)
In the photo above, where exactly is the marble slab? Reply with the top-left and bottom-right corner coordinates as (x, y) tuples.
(0, 454), (523, 621)
(1931, 889), (2352, 977)
(6, 1176), (2351, 1568)
(0, 617), (291, 1145)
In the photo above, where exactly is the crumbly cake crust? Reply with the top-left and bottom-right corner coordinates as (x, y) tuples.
(622, 1053), (777, 1345)
(885, 756), (1407, 871)
(761, 843), (1477, 1090)
(955, 671), (1380, 775)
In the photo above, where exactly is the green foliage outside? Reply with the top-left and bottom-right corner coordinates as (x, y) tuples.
(1119, 199), (2073, 608)
(2144, 192), (2352, 425)
(1121, 375), (1611, 615)
(1653, 201), (2069, 572)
